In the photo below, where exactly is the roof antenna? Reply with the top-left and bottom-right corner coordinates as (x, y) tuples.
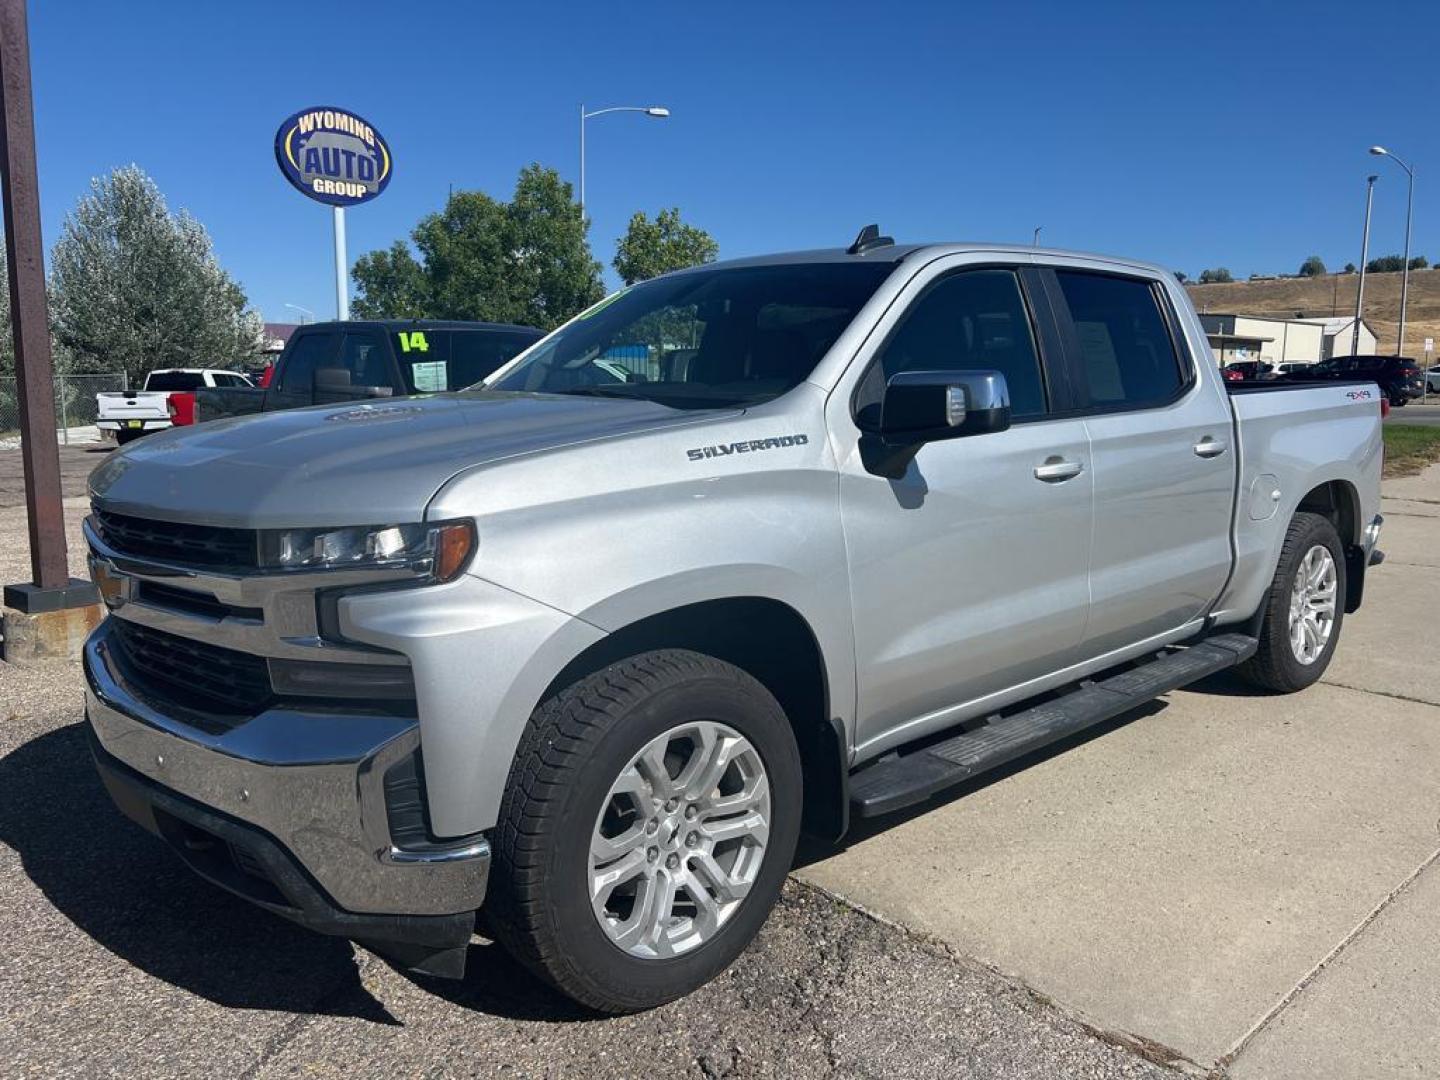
(847, 223), (894, 255)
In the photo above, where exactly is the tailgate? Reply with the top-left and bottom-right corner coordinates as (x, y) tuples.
(97, 391), (170, 420)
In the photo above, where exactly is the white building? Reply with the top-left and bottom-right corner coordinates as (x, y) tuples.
(1198, 313), (1378, 367)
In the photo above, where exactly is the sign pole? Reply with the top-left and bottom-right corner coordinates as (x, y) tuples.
(333, 204), (348, 321)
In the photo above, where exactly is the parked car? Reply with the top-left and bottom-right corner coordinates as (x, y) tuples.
(96, 368), (252, 444)
(83, 235), (1384, 1013)
(1221, 360), (1276, 381)
(1285, 355), (1423, 405)
(196, 320), (543, 423)
(1425, 364), (1440, 394)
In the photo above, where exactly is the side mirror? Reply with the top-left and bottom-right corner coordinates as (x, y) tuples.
(878, 370), (1011, 446)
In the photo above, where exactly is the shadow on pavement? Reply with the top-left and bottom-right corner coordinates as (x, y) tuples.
(0, 723), (399, 1022)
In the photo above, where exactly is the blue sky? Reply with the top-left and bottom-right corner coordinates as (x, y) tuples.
(28, 0), (1438, 323)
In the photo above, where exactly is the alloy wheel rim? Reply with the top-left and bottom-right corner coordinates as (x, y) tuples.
(589, 720), (770, 959)
(1288, 544), (1337, 666)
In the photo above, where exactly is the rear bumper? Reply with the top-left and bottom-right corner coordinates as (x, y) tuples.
(82, 620), (487, 976)
(97, 420), (171, 432)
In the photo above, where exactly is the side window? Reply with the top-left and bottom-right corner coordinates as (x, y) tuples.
(449, 330), (538, 388)
(333, 330), (397, 391)
(276, 333), (340, 391)
(1054, 272), (1186, 408)
(860, 269), (1047, 421)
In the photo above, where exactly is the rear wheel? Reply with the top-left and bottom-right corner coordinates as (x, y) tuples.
(115, 429), (142, 445)
(486, 649), (802, 1013)
(1238, 512), (1346, 692)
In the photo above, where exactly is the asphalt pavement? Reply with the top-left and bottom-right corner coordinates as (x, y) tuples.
(1386, 401), (1440, 425)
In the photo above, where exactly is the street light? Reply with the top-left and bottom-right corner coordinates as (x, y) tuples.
(283, 302), (314, 325)
(1352, 175), (1377, 356)
(1033, 226), (1043, 246)
(579, 104), (669, 217)
(1369, 145), (1415, 354)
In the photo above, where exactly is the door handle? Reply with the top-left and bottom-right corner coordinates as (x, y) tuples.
(1193, 437), (1228, 459)
(1033, 458), (1084, 482)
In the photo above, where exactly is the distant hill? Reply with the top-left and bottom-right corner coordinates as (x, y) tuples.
(1187, 269), (1440, 357)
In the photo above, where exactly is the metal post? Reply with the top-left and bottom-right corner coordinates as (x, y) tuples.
(1352, 175), (1376, 357)
(0, 0), (69, 593)
(1398, 167), (1413, 355)
(58, 375), (67, 446)
(1033, 226), (1042, 246)
(332, 205), (348, 321)
(578, 103), (586, 218)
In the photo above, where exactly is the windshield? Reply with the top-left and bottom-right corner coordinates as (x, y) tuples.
(487, 262), (894, 409)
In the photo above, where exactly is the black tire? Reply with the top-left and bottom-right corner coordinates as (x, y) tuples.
(485, 649), (802, 1013)
(115, 429), (142, 445)
(1237, 512), (1346, 693)
(1391, 393), (1407, 406)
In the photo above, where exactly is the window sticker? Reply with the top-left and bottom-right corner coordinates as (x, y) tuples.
(396, 330), (430, 353)
(411, 360), (447, 392)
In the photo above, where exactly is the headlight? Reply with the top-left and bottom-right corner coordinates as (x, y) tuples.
(258, 520), (475, 581)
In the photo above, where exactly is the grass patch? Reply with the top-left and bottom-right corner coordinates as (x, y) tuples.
(1383, 424), (1440, 478)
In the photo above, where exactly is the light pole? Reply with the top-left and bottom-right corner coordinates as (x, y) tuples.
(1353, 175), (1377, 357)
(579, 104), (669, 218)
(1033, 226), (1043, 246)
(284, 302), (314, 325)
(1370, 145), (1415, 354)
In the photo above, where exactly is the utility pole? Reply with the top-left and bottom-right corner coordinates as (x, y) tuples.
(1352, 175), (1377, 357)
(0, 0), (95, 619)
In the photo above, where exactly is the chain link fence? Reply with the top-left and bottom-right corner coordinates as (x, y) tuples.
(0, 373), (129, 447)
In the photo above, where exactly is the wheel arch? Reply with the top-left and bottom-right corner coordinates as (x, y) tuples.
(1295, 477), (1366, 612)
(540, 597), (850, 842)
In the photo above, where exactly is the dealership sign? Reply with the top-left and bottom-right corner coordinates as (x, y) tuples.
(274, 106), (392, 206)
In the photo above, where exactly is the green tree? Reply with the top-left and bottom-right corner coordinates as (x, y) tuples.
(350, 241), (430, 319)
(352, 165), (603, 330)
(1173, 270), (1189, 283)
(1409, 255), (1428, 270)
(613, 208), (719, 285)
(49, 165), (261, 384)
(1298, 255), (1326, 277)
(1198, 267), (1234, 284)
(1342, 262), (1357, 274)
(1366, 254), (1406, 273)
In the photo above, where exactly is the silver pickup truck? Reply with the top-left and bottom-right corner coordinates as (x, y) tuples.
(81, 234), (1384, 1013)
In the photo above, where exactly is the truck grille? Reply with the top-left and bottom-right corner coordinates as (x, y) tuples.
(94, 510), (259, 569)
(109, 619), (273, 714)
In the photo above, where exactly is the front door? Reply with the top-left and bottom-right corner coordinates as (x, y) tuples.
(831, 262), (1095, 756)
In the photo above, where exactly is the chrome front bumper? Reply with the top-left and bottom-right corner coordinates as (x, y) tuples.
(83, 618), (490, 920)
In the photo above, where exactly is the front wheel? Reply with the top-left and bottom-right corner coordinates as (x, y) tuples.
(486, 649), (802, 1013)
(1237, 512), (1346, 692)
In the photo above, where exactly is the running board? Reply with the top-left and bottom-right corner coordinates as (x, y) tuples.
(849, 633), (1258, 819)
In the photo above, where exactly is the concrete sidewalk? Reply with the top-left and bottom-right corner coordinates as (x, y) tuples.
(799, 463), (1440, 1077)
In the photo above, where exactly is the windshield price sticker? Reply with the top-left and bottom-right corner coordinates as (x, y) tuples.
(410, 361), (447, 392)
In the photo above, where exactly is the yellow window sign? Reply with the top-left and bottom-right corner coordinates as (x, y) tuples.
(396, 331), (429, 353)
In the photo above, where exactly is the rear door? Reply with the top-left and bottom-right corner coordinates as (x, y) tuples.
(831, 259), (1095, 754)
(1045, 266), (1234, 655)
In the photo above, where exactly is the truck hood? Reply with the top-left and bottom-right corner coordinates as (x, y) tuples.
(89, 392), (731, 528)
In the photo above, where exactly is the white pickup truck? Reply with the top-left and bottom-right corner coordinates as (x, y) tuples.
(84, 234), (1384, 1012)
(97, 368), (253, 444)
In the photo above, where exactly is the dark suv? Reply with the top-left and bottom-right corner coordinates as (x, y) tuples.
(1286, 354), (1423, 405)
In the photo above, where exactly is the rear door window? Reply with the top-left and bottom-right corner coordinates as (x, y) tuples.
(1054, 271), (1187, 409)
(449, 330), (540, 388)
